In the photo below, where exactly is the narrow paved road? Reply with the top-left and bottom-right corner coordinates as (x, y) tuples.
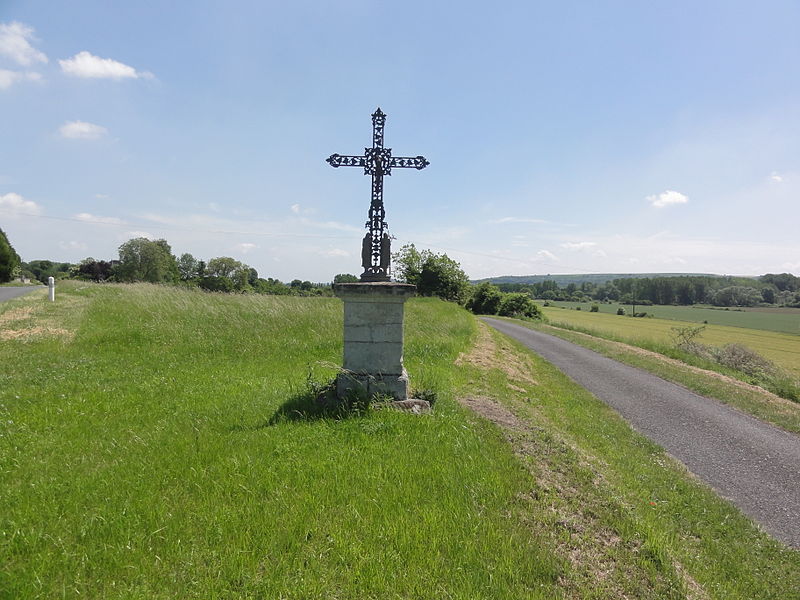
(0, 286), (41, 303)
(482, 317), (800, 548)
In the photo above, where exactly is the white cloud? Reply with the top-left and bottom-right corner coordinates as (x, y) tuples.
(560, 241), (597, 250)
(769, 172), (784, 183)
(235, 242), (257, 254)
(59, 51), (152, 80)
(646, 190), (689, 208)
(59, 240), (88, 251)
(59, 120), (108, 140)
(94, 193), (110, 199)
(0, 192), (42, 216)
(290, 203), (301, 214)
(74, 212), (123, 225)
(0, 68), (42, 90)
(533, 249), (558, 262)
(0, 22), (48, 66)
(124, 231), (154, 240)
(489, 216), (548, 224)
(320, 248), (349, 257)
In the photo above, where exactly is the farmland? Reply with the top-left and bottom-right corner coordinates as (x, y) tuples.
(539, 304), (800, 379)
(541, 301), (800, 336)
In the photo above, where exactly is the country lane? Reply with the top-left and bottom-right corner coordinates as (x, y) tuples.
(482, 316), (800, 548)
(0, 286), (41, 303)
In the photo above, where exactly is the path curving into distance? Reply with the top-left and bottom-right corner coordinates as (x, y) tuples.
(482, 317), (800, 548)
(0, 286), (41, 303)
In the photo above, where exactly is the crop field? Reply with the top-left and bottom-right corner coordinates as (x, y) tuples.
(1, 282), (798, 598)
(541, 301), (800, 336)
(540, 305), (800, 378)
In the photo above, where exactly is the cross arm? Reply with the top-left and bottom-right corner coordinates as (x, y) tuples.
(326, 154), (366, 168)
(388, 155), (430, 170)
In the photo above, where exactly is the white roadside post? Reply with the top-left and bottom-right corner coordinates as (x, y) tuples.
(48, 276), (55, 302)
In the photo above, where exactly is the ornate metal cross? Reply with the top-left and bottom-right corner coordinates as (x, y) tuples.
(327, 108), (429, 282)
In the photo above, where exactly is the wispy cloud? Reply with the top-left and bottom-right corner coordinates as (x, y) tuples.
(560, 241), (597, 250)
(319, 248), (349, 257)
(769, 172), (784, 183)
(0, 192), (42, 216)
(489, 216), (548, 224)
(534, 249), (558, 262)
(124, 231), (154, 240)
(0, 68), (42, 90)
(74, 212), (123, 225)
(646, 190), (689, 208)
(235, 242), (257, 254)
(59, 240), (88, 251)
(0, 22), (47, 66)
(59, 120), (108, 140)
(59, 51), (153, 80)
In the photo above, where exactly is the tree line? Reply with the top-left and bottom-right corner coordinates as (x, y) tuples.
(494, 273), (800, 307)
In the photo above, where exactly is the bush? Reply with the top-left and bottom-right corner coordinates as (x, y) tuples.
(616, 307), (626, 315)
(497, 293), (543, 320)
(590, 304), (599, 312)
(712, 344), (777, 378)
(466, 282), (503, 315)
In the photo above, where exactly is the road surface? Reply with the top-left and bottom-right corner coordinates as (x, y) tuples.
(0, 286), (41, 303)
(482, 316), (800, 548)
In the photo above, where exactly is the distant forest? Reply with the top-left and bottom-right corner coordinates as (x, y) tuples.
(485, 273), (800, 308)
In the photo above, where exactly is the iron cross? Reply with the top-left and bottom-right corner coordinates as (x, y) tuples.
(327, 108), (429, 282)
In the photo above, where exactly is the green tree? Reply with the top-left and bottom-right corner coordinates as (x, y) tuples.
(206, 257), (253, 291)
(466, 282), (503, 315)
(333, 273), (359, 284)
(392, 243), (428, 286)
(0, 228), (21, 283)
(115, 238), (179, 283)
(393, 244), (470, 303)
(177, 253), (200, 281)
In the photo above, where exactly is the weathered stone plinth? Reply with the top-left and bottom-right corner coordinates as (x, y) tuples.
(333, 282), (416, 400)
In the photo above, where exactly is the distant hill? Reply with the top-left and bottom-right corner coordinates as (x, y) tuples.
(472, 273), (723, 286)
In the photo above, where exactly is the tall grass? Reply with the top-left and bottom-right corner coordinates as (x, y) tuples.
(2, 282), (798, 598)
(1, 283), (559, 598)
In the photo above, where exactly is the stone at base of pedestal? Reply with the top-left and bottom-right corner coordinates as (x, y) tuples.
(336, 369), (409, 401)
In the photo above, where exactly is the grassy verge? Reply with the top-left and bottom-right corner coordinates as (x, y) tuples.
(536, 321), (800, 433)
(461, 323), (799, 598)
(1, 282), (797, 598)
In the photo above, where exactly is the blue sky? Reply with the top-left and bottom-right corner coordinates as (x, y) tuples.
(1, 1), (798, 281)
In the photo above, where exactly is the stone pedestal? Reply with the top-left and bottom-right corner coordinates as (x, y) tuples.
(333, 282), (416, 400)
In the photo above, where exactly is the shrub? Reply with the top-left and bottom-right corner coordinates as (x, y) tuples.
(497, 293), (543, 320)
(590, 304), (599, 312)
(712, 344), (777, 378)
(466, 282), (503, 315)
(616, 307), (626, 316)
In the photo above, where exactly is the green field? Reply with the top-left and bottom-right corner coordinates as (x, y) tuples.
(542, 301), (800, 336)
(540, 305), (800, 379)
(1, 283), (798, 598)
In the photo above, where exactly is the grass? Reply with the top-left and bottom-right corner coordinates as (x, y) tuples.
(542, 300), (800, 336)
(1, 281), (798, 598)
(539, 305), (800, 379)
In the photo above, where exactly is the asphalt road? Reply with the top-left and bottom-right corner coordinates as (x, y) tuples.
(0, 286), (41, 303)
(482, 317), (800, 548)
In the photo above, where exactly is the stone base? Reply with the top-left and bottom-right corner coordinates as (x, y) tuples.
(336, 369), (409, 401)
(333, 282), (416, 401)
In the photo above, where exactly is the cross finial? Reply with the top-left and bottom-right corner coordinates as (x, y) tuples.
(326, 109), (428, 282)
